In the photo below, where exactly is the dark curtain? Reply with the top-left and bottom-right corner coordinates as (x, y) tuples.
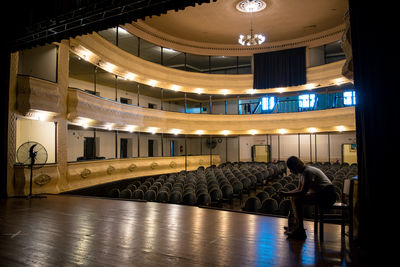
(349, 0), (397, 265)
(253, 47), (306, 89)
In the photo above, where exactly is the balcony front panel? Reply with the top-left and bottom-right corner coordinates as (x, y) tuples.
(68, 88), (356, 135)
(69, 33), (350, 95)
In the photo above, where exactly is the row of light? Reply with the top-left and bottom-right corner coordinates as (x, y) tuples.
(75, 48), (349, 96)
(76, 118), (347, 135)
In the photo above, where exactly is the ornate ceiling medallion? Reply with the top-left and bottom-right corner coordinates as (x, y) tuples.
(236, 0), (267, 13)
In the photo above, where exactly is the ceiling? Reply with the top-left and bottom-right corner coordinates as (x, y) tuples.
(68, 0), (350, 100)
(137, 0), (349, 46)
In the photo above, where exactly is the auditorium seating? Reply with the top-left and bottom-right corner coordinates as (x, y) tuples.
(73, 161), (357, 222)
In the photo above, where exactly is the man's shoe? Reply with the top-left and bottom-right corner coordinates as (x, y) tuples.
(286, 228), (307, 240)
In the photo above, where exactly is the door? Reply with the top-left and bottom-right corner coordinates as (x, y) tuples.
(148, 140), (154, 157)
(252, 145), (270, 162)
(120, 138), (128, 158)
(84, 137), (95, 159)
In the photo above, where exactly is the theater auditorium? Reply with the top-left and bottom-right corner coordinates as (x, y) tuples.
(1, 1), (394, 266)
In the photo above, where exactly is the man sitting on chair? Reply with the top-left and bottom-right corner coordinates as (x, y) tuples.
(278, 156), (336, 239)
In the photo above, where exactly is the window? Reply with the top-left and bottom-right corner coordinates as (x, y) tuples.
(299, 94), (316, 108)
(261, 96), (275, 110)
(343, 91), (356, 105)
(120, 97), (132, 104)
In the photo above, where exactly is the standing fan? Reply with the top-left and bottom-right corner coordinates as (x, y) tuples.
(17, 141), (48, 198)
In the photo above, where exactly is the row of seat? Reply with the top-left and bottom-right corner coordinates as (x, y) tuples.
(106, 161), (286, 207)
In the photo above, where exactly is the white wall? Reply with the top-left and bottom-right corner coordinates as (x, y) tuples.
(18, 44), (58, 82)
(16, 118), (56, 163)
(69, 77), (183, 112)
(269, 132), (356, 163)
(66, 125), (356, 164)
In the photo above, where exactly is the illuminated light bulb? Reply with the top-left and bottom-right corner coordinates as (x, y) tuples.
(220, 89), (230, 95)
(126, 125), (135, 133)
(148, 127), (158, 134)
(247, 89), (256, 95)
(171, 129), (181, 135)
(337, 125), (346, 132)
(221, 130), (230, 136)
(171, 85), (181, 91)
(194, 88), (203, 94)
(249, 129), (257, 135)
(305, 83), (316, 90)
(148, 80), (158, 87)
(33, 112), (46, 121)
(334, 78), (345, 85)
(125, 73), (136, 81)
(195, 130), (204, 135)
(278, 128), (287, 134)
(277, 87), (286, 93)
(105, 124), (113, 131)
(308, 127), (317, 133)
(103, 62), (116, 73)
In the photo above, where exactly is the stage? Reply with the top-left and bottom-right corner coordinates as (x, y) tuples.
(0, 195), (350, 266)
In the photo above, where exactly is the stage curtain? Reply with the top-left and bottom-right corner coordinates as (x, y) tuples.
(253, 47), (306, 89)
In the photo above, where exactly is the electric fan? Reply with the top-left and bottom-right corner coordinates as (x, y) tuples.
(16, 141), (48, 198)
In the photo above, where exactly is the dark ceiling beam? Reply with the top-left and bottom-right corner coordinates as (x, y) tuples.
(6, 0), (217, 53)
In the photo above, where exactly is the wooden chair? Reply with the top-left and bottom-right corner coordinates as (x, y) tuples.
(314, 177), (357, 242)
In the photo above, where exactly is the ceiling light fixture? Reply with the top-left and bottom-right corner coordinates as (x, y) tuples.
(237, 0), (266, 46)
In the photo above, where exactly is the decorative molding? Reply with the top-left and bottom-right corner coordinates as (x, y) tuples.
(124, 22), (345, 56)
(341, 11), (353, 81)
(66, 156), (220, 193)
(16, 75), (61, 116)
(67, 88), (356, 135)
(128, 163), (137, 172)
(69, 33), (350, 96)
(150, 162), (158, 169)
(34, 174), (51, 186)
(169, 161), (177, 168)
(107, 165), (115, 175)
(81, 168), (91, 178)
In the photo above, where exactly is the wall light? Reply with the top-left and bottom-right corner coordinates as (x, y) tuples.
(171, 129), (181, 135)
(308, 127), (318, 133)
(334, 78), (346, 85)
(195, 130), (204, 135)
(221, 130), (230, 136)
(194, 88), (204, 94)
(171, 85), (181, 91)
(124, 73), (136, 81)
(278, 128), (287, 134)
(148, 127), (158, 134)
(148, 80), (158, 87)
(337, 125), (346, 132)
(105, 124), (113, 131)
(220, 89), (230, 95)
(102, 62), (116, 73)
(277, 87), (286, 93)
(249, 129), (258, 135)
(305, 83), (316, 90)
(247, 89), (256, 95)
(126, 125), (136, 133)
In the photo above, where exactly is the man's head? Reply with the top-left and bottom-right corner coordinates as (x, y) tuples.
(286, 156), (305, 174)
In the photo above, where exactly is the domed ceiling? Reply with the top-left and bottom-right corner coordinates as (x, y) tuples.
(135, 0), (348, 46)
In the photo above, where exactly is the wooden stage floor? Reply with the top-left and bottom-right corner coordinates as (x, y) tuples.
(0, 195), (353, 266)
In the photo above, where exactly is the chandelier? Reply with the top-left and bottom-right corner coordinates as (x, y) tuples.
(237, 0), (266, 46)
